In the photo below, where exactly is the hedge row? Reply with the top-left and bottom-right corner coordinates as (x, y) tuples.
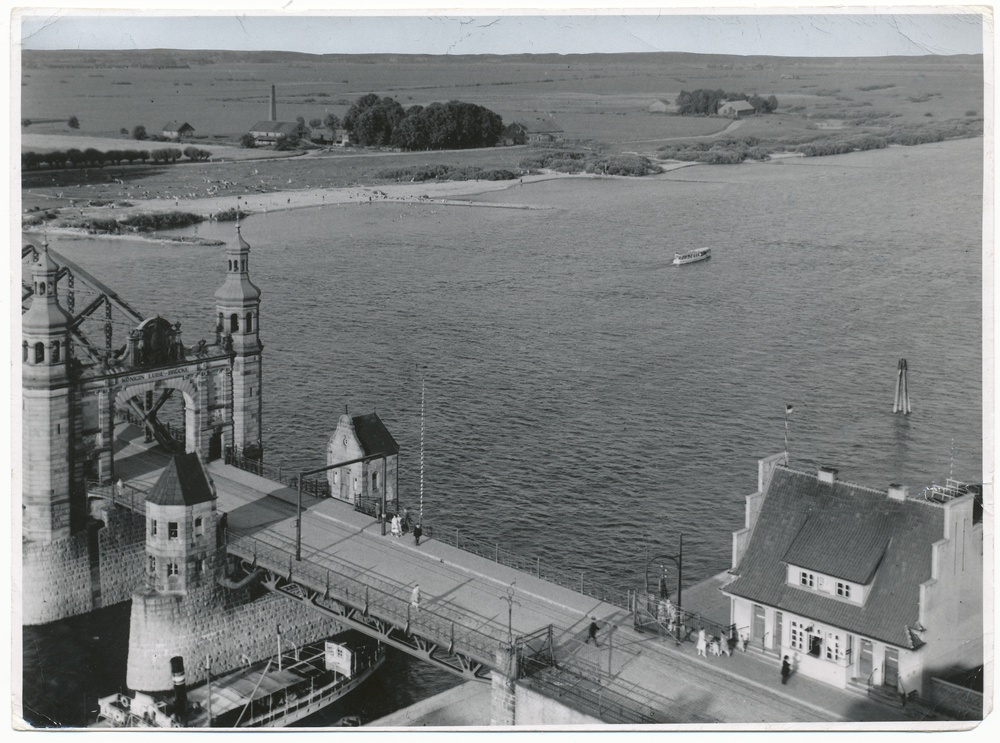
(22, 145), (211, 170)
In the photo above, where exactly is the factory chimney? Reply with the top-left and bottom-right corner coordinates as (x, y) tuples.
(270, 85), (277, 122)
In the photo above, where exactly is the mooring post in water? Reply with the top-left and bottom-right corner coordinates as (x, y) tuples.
(893, 359), (911, 414)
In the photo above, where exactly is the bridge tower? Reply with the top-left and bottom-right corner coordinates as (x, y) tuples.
(214, 226), (263, 458)
(143, 452), (221, 596)
(22, 246), (81, 541)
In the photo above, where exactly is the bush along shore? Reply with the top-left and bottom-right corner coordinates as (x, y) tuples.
(22, 209), (224, 244)
(656, 116), (984, 164)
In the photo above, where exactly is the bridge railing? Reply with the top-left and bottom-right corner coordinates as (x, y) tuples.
(634, 596), (736, 651)
(86, 480), (147, 515)
(437, 530), (632, 611)
(225, 529), (510, 669)
(222, 454), (631, 613)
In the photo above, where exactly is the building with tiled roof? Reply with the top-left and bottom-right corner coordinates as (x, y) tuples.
(162, 121), (195, 140)
(327, 412), (399, 508)
(248, 120), (309, 144)
(717, 100), (756, 118)
(724, 454), (983, 699)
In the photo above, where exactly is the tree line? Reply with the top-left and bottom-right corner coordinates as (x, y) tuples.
(675, 89), (779, 116)
(22, 146), (211, 170)
(343, 94), (504, 150)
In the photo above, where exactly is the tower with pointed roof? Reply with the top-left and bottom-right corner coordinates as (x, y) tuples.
(215, 226), (263, 458)
(22, 246), (80, 541)
(144, 452), (220, 595)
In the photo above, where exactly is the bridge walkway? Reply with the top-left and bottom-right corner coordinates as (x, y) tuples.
(103, 436), (918, 724)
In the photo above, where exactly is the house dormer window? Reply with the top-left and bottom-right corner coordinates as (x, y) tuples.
(799, 571), (815, 588)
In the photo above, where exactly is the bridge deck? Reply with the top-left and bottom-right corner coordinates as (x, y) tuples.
(110, 440), (916, 724)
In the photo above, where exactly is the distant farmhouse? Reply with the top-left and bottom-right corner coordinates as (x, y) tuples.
(500, 119), (563, 146)
(249, 121), (309, 145)
(248, 84), (310, 145)
(648, 99), (675, 114)
(310, 128), (350, 147)
(162, 121), (195, 140)
(725, 455), (983, 711)
(717, 100), (756, 118)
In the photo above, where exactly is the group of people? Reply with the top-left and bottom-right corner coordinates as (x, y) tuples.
(382, 507), (423, 546)
(696, 628), (736, 658)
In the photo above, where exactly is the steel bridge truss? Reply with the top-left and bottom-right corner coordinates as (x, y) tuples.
(226, 534), (524, 684)
(255, 566), (492, 682)
(22, 243), (145, 364)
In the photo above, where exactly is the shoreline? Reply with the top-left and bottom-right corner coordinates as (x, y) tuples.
(25, 164), (704, 242)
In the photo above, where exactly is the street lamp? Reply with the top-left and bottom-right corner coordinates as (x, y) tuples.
(644, 534), (683, 609)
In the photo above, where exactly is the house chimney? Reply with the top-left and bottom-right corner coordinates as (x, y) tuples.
(888, 483), (909, 501)
(270, 85), (277, 122)
(818, 466), (838, 484)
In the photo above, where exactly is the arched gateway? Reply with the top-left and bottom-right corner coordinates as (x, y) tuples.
(20, 229), (262, 543)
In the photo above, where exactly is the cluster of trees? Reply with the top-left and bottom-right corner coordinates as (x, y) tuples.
(375, 163), (519, 182)
(657, 137), (773, 164)
(675, 89), (779, 116)
(518, 148), (657, 176)
(22, 145), (210, 170)
(343, 94), (503, 150)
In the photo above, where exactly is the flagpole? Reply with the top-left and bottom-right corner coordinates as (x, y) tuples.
(419, 377), (425, 525)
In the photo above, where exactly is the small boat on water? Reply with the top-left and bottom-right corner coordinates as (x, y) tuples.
(673, 247), (711, 265)
(95, 631), (384, 729)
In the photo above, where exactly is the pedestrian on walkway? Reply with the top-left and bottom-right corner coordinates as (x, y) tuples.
(696, 628), (707, 657)
(719, 633), (731, 657)
(414, 523), (422, 546)
(391, 514), (401, 538)
(411, 584), (421, 613)
(585, 617), (600, 646)
(781, 656), (791, 685)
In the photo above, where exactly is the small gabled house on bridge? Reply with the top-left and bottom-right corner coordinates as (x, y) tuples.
(724, 455), (983, 700)
(327, 413), (399, 508)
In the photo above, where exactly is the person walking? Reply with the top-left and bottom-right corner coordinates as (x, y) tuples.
(414, 523), (423, 546)
(410, 584), (421, 613)
(696, 628), (708, 657)
(781, 656), (791, 685)
(585, 617), (600, 646)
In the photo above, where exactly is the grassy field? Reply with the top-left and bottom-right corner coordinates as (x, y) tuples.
(18, 49), (983, 210)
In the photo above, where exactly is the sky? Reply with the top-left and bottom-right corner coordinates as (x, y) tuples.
(14, 8), (987, 58)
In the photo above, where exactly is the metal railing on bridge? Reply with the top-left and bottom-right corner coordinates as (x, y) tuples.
(225, 528), (512, 672)
(634, 595), (736, 652)
(87, 480), (148, 515)
(226, 449), (632, 612)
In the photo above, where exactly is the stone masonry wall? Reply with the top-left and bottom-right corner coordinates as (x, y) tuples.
(21, 531), (92, 625)
(97, 507), (147, 607)
(127, 567), (342, 691)
(22, 504), (148, 625)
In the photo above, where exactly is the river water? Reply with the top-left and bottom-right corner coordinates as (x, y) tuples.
(21, 138), (985, 726)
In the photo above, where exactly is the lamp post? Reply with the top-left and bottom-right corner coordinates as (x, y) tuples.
(644, 534), (683, 610)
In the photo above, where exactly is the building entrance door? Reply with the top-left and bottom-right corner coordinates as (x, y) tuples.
(208, 430), (222, 461)
(752, 604), (765, 645)
(884, 647), (899, 689)
(859, 639), (873, 679)
(774, 611), (783, 650)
